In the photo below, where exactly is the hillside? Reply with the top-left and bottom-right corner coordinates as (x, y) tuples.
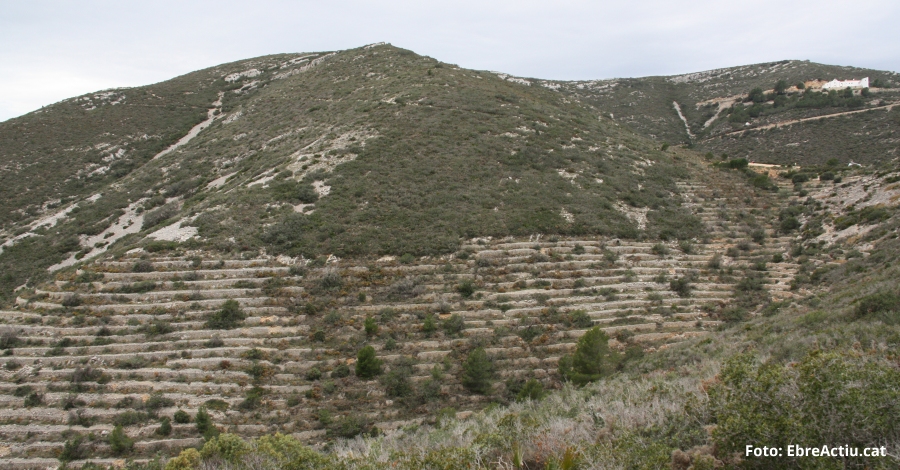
(550, 60), (900, 167)
(0, 45), (898, 469)
(0, 44), (700, 305)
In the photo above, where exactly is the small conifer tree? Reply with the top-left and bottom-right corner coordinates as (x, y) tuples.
(109, 425), (134, 455)
(355, 345), (383, 379)
(461, 347), (494, 394)
(558, 327), (619, 385)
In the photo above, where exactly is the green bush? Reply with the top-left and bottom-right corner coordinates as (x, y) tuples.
(558, 327), (618, 385)
(156, 417), (172, 436)
(460, 347), (494, 394)
(355, 345), (383, 379)
(779, 216), (801, 233)
(710, 351), (900, 469)
(109, 425), (134, 455)
(568, 309), (594, 328)
(854, 292), (900, 324)
(364, 316), (379, 336)
(200, 433), (251, 464)
(24, 391), (44, 407)
(59, 434), (86, 463)
(173, 409), (191, 424)
(669, 276), (693, 298)
(305, 367), (322, 381)
(422, 314), (437, 336)
(442, 313), (465, 336)
(206, 299), (246, 329)
(515, 379), (545, 402)
(195, 406), (218, 439)
(381, 366), (413, 398)
(331, 363), (350, 378)
(456, 279), (475, 298)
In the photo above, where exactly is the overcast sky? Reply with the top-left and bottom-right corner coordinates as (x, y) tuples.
(2, 0), (898, 122)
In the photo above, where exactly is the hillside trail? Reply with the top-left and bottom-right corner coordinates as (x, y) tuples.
(672, 101), (696, 139)
(151, 92), (225, 160)
(704, 101), (898, 140)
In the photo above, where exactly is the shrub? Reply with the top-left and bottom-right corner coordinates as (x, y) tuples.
(0, 329), (20, 350)
(329, 415), (366, 439)
(723, 158), (748, 169)
(710, 351), (900, 468)
(109, 425), (134, 455)
(200, 433), (252, 464)
(142, 203), (178, 230)
(195, 406), (218, 439)
(145, 393), (175, 412)
(399, 253), (415, 264)
(516, 379), (546, 402)
(750, 228), (766, 244)
(319, 270), (343, 291)
(355, 346), (383, 379)
(669, 275), (693, 298)
(246, 363), (274, 384)
(442, 313), (465, 336)
(238, 387), (265, 410)
(174, 409), (191, 424)
(305, 367), (322, 381)
(206, 299), (246, 329)
(114, 411), (150, 426)
(131, 260), (154, 273)
(24, 391), (44, 407)
(331, 363), (351, 378)
(651, 243), (669, 256)
(854, 292), (900, 324)
(59, 434), (86, 463)
(568, 310), (594, 328)
(558, 327), (618, 385)
(381, 367), (413, 398)
(456, 279), (475, 298)
(71, 366), (104, 384)
(156, 417), (172, 436)
(422, 314), (437, 336)
(779, 216), (801, 233)
(364, 316), (378, 336)
(61, 294), (82, 307)
(460, 347), (494, 394)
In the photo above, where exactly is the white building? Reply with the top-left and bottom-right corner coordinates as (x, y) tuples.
(822, 77), (869, 89)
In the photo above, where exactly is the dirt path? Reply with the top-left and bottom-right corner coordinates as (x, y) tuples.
(705, 102), (898, 140)
(672, 101), (695, 139)
(151, 92), (224, 160)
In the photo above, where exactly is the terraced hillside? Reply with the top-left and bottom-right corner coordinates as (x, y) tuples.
(0, 43), (699, 306)
(0, 167), (825, 467)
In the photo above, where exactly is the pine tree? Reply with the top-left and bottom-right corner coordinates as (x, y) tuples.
(195, 406), (218, 439)
(355, 345), (383, 379)
(558, 327), (618, 385)
(108, 425), (134, 455)
(461, 347), (494, 394)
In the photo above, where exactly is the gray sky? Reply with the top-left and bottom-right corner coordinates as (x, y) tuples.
(2, 0), (898, 122)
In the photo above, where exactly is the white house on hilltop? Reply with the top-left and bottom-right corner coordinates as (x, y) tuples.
(822, 77), (869, 89)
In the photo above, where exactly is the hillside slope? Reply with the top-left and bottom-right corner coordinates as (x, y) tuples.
(0, 44), (701, 304)
(550, 60), (900, 166)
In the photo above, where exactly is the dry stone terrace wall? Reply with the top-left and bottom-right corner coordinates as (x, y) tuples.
(0, 180), (809, 467)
